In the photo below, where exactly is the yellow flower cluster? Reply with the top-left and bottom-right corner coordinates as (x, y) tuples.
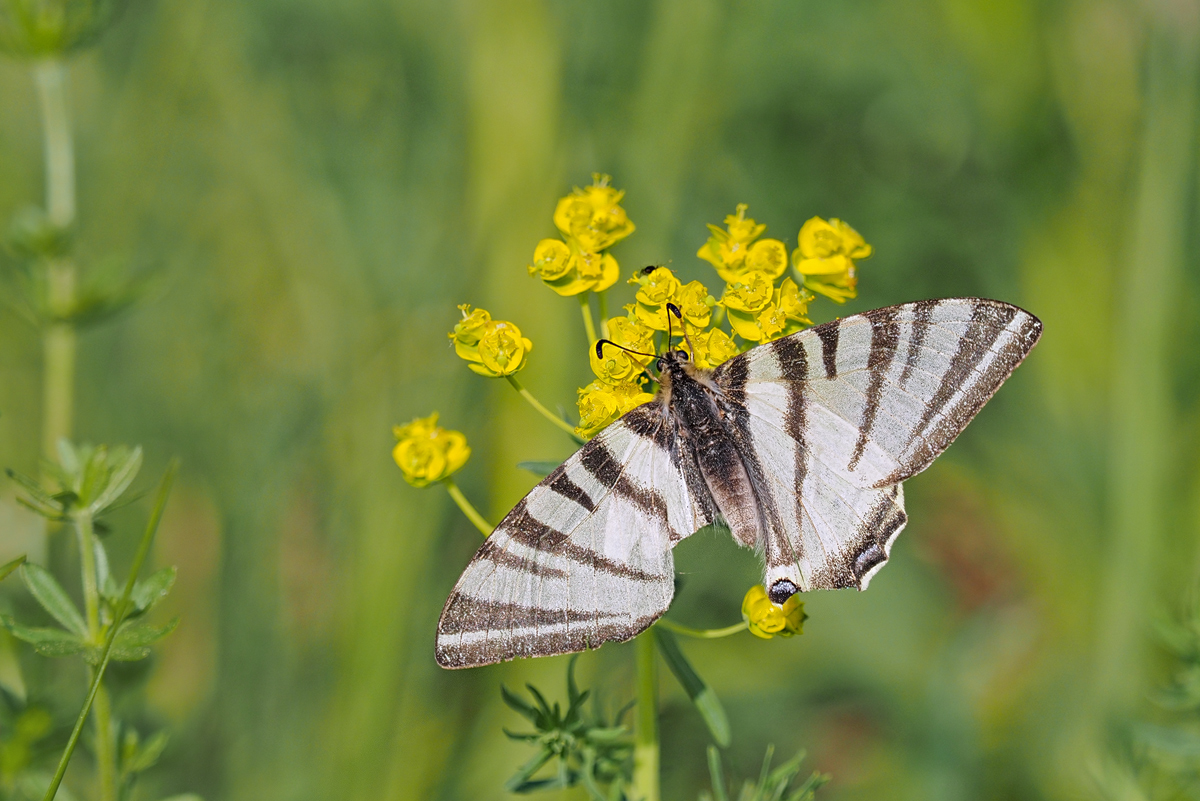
(528, 175), (635, 297)
(448, 305), (533, 377)
(575, 265), (731, 439)
(792, 217), (872, 304)
(392, 413), (470, 488)
(697, 203), (789, 285)
(741, 585), (807, 639)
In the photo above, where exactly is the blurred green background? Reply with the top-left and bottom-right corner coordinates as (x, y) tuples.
(1, 0), (1199, 799)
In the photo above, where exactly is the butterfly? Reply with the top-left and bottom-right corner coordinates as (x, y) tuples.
(436, 297), (1041, 668)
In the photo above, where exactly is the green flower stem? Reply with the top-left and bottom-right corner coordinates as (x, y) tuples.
(75, 512), (99, 633)
(33, 60), (75, 228)
(655, 618), (748, 639)
(597, 290), (609, 339)
(442, 477), (493, 537)
(632, 632), (660, 801)
(578, 292), (598, 344)
(711, 305), (726, 330)
(73, 511), (115, 801)
(504, 375), (577, 437)
(33, 60), (77, 461)
(43, 460), (178, 801)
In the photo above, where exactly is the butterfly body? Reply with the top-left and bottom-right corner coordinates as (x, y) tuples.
(436, 298), (1042, 669)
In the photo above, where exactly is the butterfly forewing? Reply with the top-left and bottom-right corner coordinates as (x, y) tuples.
(435, 405), (712, 668)
(712, 297), (1040, 591)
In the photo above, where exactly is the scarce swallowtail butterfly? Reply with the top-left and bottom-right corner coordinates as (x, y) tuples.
(436, 297), (1041, 668)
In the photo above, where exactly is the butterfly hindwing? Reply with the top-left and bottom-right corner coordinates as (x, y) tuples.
(435, 405), (712, 668)
(713, 297), (1040, 590)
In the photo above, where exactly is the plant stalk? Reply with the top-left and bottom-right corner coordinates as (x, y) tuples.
(632, 632), (660, 801)
(74, 511), (116, 800)
(655, 618), (747, 639)
(33, 59), (77, 460)
(42, 460), (179, 801)
(597, 290), (609, 339)
(504, 375), (577, 436)
(442, 477), (493, 537)
(578, 292), (598, 344)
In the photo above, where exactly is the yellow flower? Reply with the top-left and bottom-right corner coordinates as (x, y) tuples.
(792, 217), (871, 304)
(448, 304), (491, 361)
(553, 174), (636, 253)
(697, 204), (788, 283)
(529, 239), (621, 297)
(721, 272), (775, 341)
(449, 306), (533, 377)
(741, 585), (806, 639)
(392, 413), (471, 488)
(575, 379), (655, 439)
(688, 328), (738, 369)
(590, 316), (655, 384)
(674, 280), (716, 330)
(776, 277), (814, 324)
(528, 239), (573, 281)
(630, 266), (682, 331)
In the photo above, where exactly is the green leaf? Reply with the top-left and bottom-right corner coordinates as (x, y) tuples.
(501, 685), (541, 724)
(124, 729), (169, 775)
(706, 745), (729, 801)
(654, 628), (731, 747)
(88, 446), (142, 515)
(132, 567), (176, 612)
(517, 460), (560, 476)
(93, 540), (110, 593)
(119, 617), (179, 646)
(20, 564), (87, 637)
(0, 554), (26, 582)
(504, 747), (555, 793)
(56, 439), (80, 479)
(1, 616), (85, 657)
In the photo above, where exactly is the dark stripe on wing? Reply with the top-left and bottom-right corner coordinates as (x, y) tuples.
(816, 320), (841, 379)
(438, 595), (622, 636)
(503, 501), (667, 582)
(477, 538), (568, 579)
(546, 467), (596, 513)
(899, 299), (938, 389)
(913, 303), (1018, 438)
(849, 306), (901, 472)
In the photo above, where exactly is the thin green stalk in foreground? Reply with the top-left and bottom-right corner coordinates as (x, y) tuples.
(442, 476), (493, 537)
(597, 290), (609, 340)
(505, 375), (577, 437)
(33, 59), (77, 461)
(42, 460), (179, 801)
(578, 292), (598, 344)
(655, 618), (747, 639)
(632, 632), (660, 801)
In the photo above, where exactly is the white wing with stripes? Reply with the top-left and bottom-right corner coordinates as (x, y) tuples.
(713, 298), (1041, 592)
(435, 405), (712, 668)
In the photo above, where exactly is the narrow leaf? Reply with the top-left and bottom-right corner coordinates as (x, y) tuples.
(132, 567), (176, 612)
(1, 618), (84, 657)
(500, 685), (540, 724)
(6, 469), (61, 511)
(503, 748), (555, 793)
(124, 730), (168, 774)
(0, 555), (26, 582)
(115, 617), (179, 648)
(88, 446), (142, 515)
(20, 564), (87, 637)
(41, 458), (178, 801)
(517, 461), (560, 477)
(707, 745), (729, 801)
(655, 628), (731, 746)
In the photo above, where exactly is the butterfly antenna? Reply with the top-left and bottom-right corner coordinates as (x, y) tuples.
(666, 303), (696, 360)
(596, 339), (659, 383)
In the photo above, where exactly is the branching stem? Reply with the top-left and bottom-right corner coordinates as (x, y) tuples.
(504, 375), (577, 436)
(442, 477), (493, 537)
(655, 618), (747, 639)
(578, 292), (598, 344)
